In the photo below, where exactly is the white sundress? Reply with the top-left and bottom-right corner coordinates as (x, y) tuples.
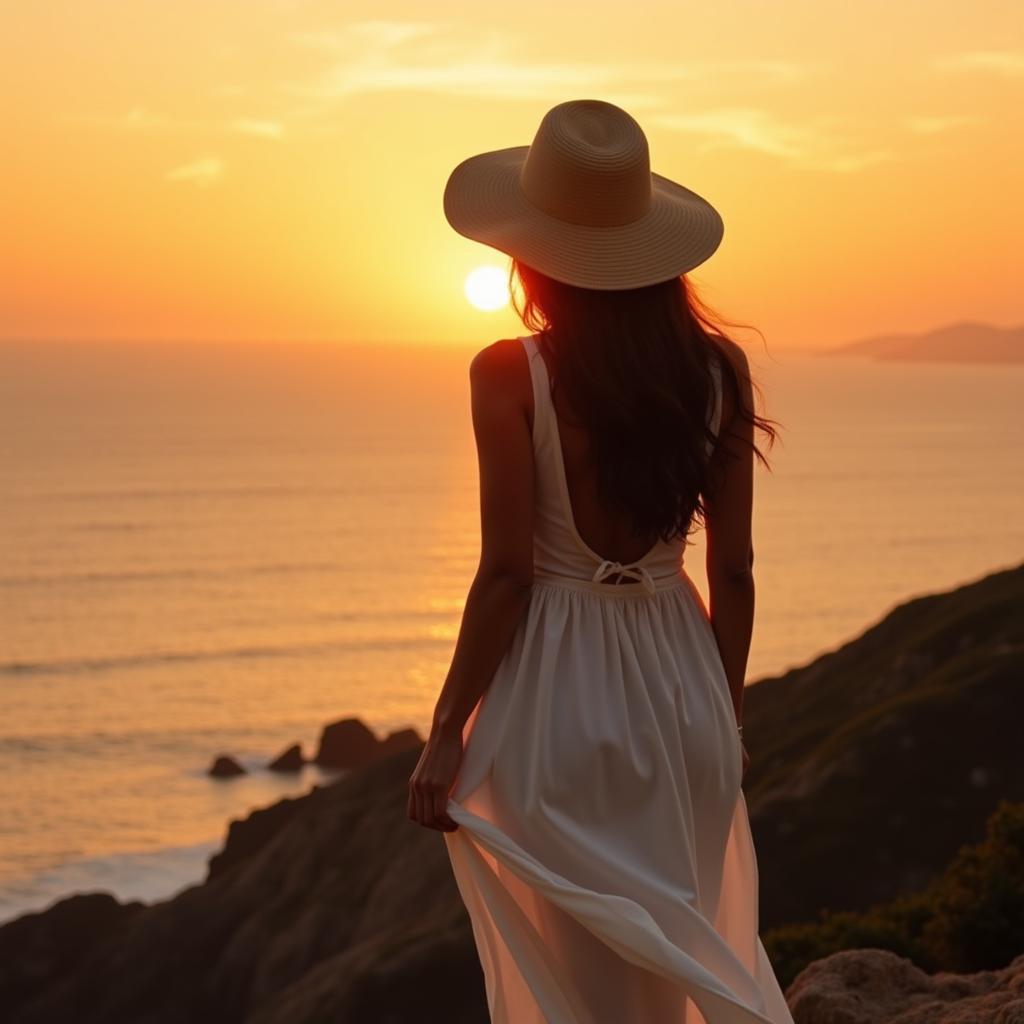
(444, 333), (795, 1024)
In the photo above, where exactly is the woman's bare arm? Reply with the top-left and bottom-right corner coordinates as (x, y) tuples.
(409, 339), (536, 831)
(704, 341), (756, 725)
(429, 339), (536, 736)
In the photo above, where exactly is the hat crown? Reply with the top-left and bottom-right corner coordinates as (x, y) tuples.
(520, 100), (653, 228)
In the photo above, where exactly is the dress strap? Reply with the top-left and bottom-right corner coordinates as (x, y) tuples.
(707, 353), (724, 457)
(519, 334), (551, 446)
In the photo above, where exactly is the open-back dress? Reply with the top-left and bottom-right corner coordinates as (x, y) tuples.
(444, 333), (795, 1023)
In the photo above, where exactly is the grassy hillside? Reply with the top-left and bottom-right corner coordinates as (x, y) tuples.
(742, 561), (1024, 929)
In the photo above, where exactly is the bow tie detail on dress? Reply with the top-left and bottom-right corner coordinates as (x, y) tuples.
(592, 559), (658, 595)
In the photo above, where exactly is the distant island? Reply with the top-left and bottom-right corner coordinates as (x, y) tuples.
(821, 320), (1024, 363)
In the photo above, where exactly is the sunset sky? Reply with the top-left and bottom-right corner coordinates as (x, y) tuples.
(3, 1), (1022, 350)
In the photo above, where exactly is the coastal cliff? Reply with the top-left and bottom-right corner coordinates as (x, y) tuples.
(2, 561), (1022, 1023)
(742, 561), (1024, 929)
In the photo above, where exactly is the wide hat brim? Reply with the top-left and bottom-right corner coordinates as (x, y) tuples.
(443, 145), (724, 290)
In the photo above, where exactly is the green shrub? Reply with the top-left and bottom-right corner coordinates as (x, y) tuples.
(763, 800), (1024, 989)
(921, 798), (1024, 971)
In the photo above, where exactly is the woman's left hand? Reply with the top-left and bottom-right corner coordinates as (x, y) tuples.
(407, 725), (463, 832)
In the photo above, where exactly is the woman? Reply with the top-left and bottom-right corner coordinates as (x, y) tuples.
(408, 99), (794, 1023)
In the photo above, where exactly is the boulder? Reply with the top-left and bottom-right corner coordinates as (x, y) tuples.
(208, 754), (246, 777)
(378, 727), (423, 760)
(267, 743), (304, 772)
(787, 947), (1024, 1023)
(312, 717), (382, 771)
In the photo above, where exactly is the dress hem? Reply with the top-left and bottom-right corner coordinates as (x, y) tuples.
(446, 791), (791, 1024)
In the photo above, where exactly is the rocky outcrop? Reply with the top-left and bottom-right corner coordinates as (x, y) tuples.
(208, 754), (246, 777)
(210, 721), (424, 779)
(0, 892), (147, 1012)
(742, 561), (1024, 929)
(3, 564), (1022, 1022)
(313, 717), (380, 769)
(1, 744), (488, 1024)
(2, 745), (1022, 1023)
(788, 948), (1024, 1023)
(312, 717), (422, 771)
(206, 789), (313, 881)
(266, 743), (304, 772)
(378, 727), (423, 760)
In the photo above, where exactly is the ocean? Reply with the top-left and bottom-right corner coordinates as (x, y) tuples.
(2, 337), (1022, 925)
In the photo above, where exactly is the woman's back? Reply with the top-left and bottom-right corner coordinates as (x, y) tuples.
(524, 332), (723, 591)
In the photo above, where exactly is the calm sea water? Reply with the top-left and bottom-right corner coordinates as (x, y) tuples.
(1, 337), (1022, 924)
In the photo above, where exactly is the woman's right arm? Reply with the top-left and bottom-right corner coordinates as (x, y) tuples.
(704, 340), (756, 727)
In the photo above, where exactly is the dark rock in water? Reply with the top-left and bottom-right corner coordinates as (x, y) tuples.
(312, 717), (381, 770)
(787, 948), (1024, 1023)
(267, 743), (304, 772)
(208, 754), (246, 777)
(378, 727), (423, 759)
(312, 719), (424, 773)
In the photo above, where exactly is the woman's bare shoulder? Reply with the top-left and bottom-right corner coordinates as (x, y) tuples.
(470, 337), (526, 370)
(707, 332), (750, 378)
(469, 338), (530, 383)
(468, 338), (533, 407)
(706, 334), (754, 435)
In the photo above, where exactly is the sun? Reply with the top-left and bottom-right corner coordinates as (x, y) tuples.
(464, 265), (510, 312)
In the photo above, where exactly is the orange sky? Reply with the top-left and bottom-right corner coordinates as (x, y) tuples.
(3, 1), (1022, 350)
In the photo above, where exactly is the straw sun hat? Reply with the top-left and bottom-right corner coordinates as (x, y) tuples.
(443, 98), (724, 291)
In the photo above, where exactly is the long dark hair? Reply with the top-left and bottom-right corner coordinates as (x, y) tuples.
(510, 258), (779, 546)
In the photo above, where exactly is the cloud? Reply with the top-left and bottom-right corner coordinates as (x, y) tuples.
(165, 157), (225, 186)
(232, 118), (284, 138)
(650, 108), (894, 173)
(67, 105), (176, 131)
(905, 114), (980, 135)
(822, 149), (896, 173)
(66, 105), (218, 135)
(66, 105), (289, 142)
(651, 107), (811, 159)
(294, 20), (439, 51)
(932, 50), (1024, 77)
(283, 22), (908, 173)
(213, 83), (248, 98)
(285, 21), (810, 107)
